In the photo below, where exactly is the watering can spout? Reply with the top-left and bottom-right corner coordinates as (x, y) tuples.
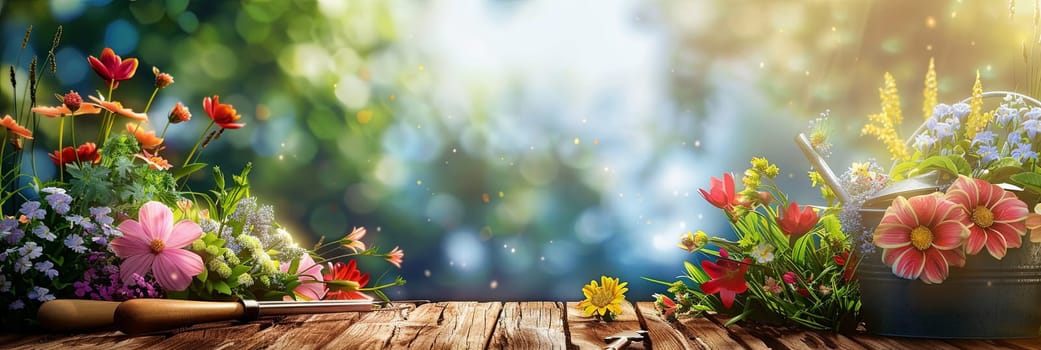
(795, 133), (851, 204)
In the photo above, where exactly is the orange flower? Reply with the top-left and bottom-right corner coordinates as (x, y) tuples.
(31, 91), (102, 117)
(0, 115), (32, 139)
(152, 66), (173, 89)
(125, 123), (163, 149)
(168, 102), (191, 124)
(49, 142), (101, 167)
(134, 148), (172, 170)
(88, 48), (138, 88)
(89, 96), (148, 122)
(203, 95), (245, 129)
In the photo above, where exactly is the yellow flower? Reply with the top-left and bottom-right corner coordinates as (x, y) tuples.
(862, 72), (909, 161)
(964, 70), (992, 139)
(922, 57), (937, 120)
(578, 276), (628, 320)
(678, 230), (708, 253)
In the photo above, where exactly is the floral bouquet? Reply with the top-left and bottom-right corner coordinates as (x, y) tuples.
(849, 59), (1041, 337)
(0, 26), (405, 329)
(648, 157), (859, 331)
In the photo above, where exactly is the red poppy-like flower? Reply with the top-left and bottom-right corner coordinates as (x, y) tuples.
(874, 193), (969, 284)
(49, 142), (101, 167)
(699, 173), (738, 211)
(654, 293), (678, 319)
(700, 255), (750, 309)
(777, 202), (818, 237)
(203, 95), (245, 129)
(88, 48), (139, 88)
(0, 115), (32, 139)
(944, 175), (1028, 259)
(323, 260), (372, 300)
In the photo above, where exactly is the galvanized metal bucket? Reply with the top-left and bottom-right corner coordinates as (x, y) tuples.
(858, 208), (1041, 338)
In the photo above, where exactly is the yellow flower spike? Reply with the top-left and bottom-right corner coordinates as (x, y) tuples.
(964, 71), (991, 139)
(922, 57), (938, 120)
(577, 275), (628, 321)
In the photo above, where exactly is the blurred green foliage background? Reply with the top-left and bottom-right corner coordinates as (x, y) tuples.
(1, 0), (1037, 300)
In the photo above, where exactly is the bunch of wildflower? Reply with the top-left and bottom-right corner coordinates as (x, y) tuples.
(648, 157), (859, 331)
(72, 252), (163, 301)
(0, 187), (121, 327)
(835, 160), (889, 254)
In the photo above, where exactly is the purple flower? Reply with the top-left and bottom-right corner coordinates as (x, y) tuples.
(90, 207), (114, 225)
(951, 103), (971, 119)
(34, 260), (59, 279)
(65, 234), (88, 253)
(914, 133), (938, 150)
(931, 103), (952, 118)
(32, 224), (55, 241)
(9, 300), (25, 310)
(932, 122), (954, 140)
(15, 257), (32, 273)
(28, 286), (55, 302)
(1024, 119), (1041, 139)
(43, 189), (72, 215)
(74, 280), (93, 297)
(0, 275), (10, 292)
(972, 131), (995, 146)
(1009, 132), (1024, 145)
(1026, 107), (1041, 120)
(977, 145), (999, 164)
(4, 228), (23, 245)
(996, 106), (1019, 125)
(1012, 142), (1038, 162)
(19, 201), (45, 220)
(18, 241), (42, 259)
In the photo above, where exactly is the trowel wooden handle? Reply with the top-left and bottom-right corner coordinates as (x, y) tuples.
(38, 299), (121, 332)
(115, 299), (245, 335)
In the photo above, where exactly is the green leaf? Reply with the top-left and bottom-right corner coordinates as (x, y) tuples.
(213, 281), (232, 295)
(914, 156), (958, 176)
(1011, 172), (1041, 194)
(890, 160), (917, 181)
(173, 163), (208, 180)
(947, 155), (971, 176)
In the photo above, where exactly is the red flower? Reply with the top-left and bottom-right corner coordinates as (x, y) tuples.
(700, 256), (750, 309)
(654, 293), (678, 319)
(323, 260), (372, 300)
(782, 271), (797, 285)
(203, 95), (245, 129)
(834, 250), (857, 282)
(49, 142), (101, 167)
(699, 173), (738, 211)
(777, 202), (818, 237)
(87, 48), (138, 88)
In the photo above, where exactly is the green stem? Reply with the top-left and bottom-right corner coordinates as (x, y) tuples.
(159, 120), (172, 140)
(99, 80), (115, 145)
(182, 121), (214, 168)
(143, 87), (158, 114)
(58, 117), (64, 182)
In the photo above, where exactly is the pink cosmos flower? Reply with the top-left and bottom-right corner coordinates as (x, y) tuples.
(385, 246), (404, 268)
(282, 253), (325, 301)
(110, 201), (205, 291)
(699, 173), (738, 211)
(944, 176), (1028, 259)
(873, 193), (969, 284)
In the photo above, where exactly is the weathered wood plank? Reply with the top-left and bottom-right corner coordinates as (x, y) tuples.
(144, 321), (267, 350)
(724, 321), (867, 350)
(324, 301), (503, 349)
(631, 302), (697, 350)
(229, 313), (366, 349)
(2, 331), (164, 350)
(844, 333), (964, 350)
(941, 338), (1041, 350)
(488, 302), (566, 349)
(701, 314), (771, 349)
(565, 301), (646, 350)
(673, 315), (759, 350)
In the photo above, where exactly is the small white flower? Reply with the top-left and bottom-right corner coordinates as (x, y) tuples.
(751, 242), (775, 263)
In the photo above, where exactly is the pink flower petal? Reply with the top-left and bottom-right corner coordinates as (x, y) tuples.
(138, 201), (174, 242)
(984, 231), (1009, 260)
(115, 220), (150, 246)
(719, 289), (737, 308)
(119, 253), (155, 286)
(152, 249), (204, 291)
(165, 221), (203, 249)
(109, 234), (152, 258)
(920, 248), (951, 284)
(873, 223), (913, 248)
(939, 248), (966, 267)
(887, 246), (925, 280)
(992, 222), (1025, 249)
(930, 221), (967, 249)
(964, 227), (986, 255)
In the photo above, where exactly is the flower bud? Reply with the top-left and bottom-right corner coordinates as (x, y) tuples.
(63, 91), (82, 110)
(153, 66), (173, 88)
(169, 102), (191, 124)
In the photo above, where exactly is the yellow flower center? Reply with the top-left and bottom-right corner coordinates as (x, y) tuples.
(971, 206), (994, 228)
(150, 239), (165, 254)
(589, 287), (616, 307)
(909, 226), (933, 250)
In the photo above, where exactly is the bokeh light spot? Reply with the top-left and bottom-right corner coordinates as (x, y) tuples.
(55, 47), (87, 86)
(356, 110), (373, 124)
(104, 19), (139, 54)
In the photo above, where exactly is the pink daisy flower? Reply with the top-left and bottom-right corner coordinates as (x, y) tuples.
(110, 201), (205, 291)
(873, 193), (969, 284)
(945, 176), (1028, 259)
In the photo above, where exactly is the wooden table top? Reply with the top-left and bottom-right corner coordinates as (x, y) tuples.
(1, 301), (1039, 349)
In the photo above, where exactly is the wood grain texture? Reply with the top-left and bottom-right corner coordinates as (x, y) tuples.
(632, 301), (697, 350)
(325, 301), (503, 349)
(565, 301), (646, 350)
(488, 302), (566, 349)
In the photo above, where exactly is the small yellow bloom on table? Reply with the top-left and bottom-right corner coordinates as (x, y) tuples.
(577, 275), (628, 322)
